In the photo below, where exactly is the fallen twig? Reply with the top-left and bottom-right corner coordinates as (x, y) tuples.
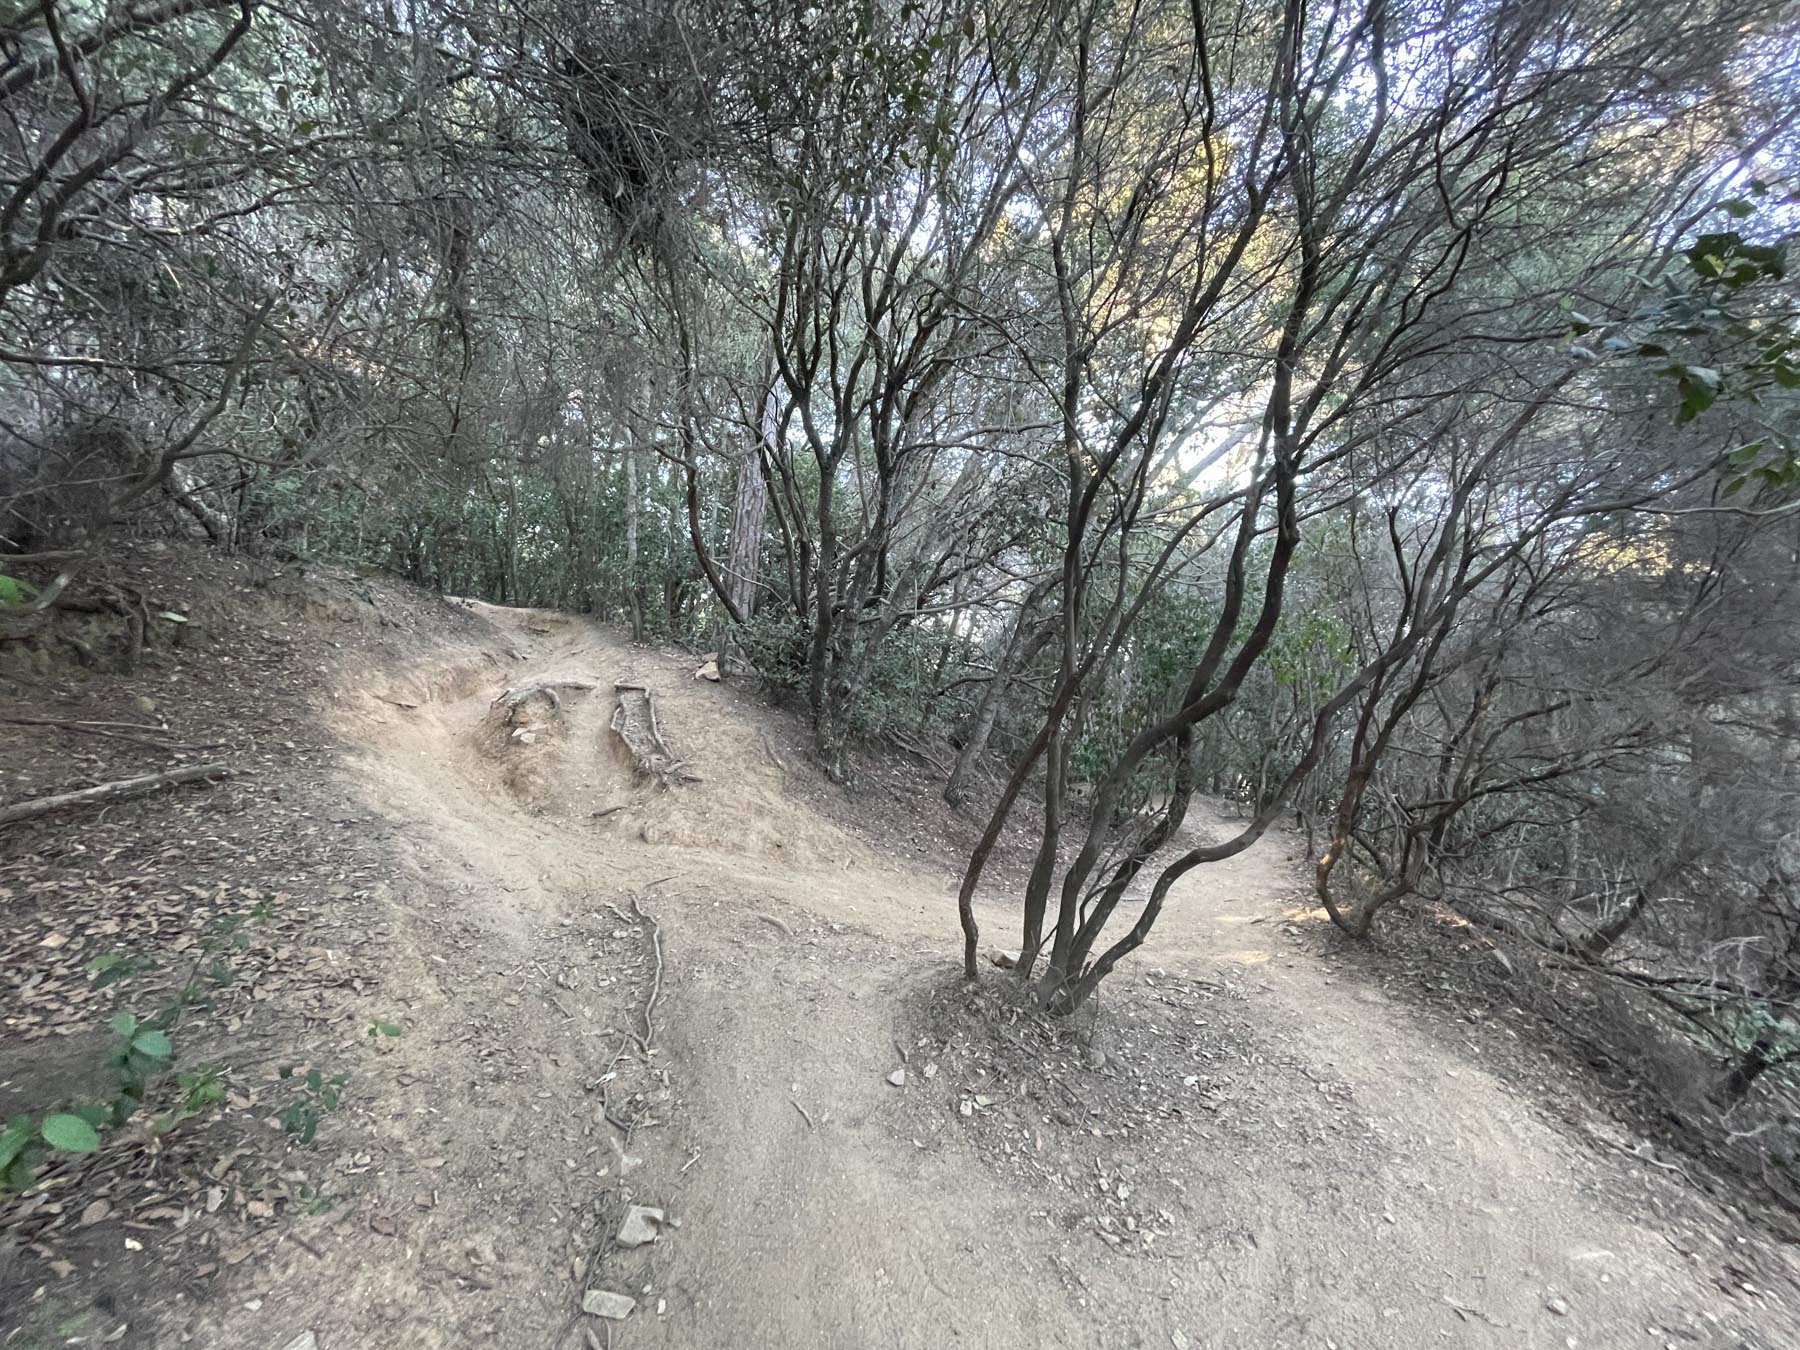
(1582, 1129), (1695, 1184)
(759, 730), (787, 771)
(791, 1099), (816, 1130)
(0, 762), (231, 827)
(889, 731), (950, 775)
(0, 714), (218, 750)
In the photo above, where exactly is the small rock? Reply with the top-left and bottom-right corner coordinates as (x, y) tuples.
(1085, 1048), (1108, 1070)
(583, 1290), (635, 1320)
(134, 695), (157, 715)
(1545, 1296), (1570, 1317)
(281, 1334), (318, 1350)
(923, 1062), (938, 1080)
(1171, 1333), (1191, 1350)
(886, 1069), (906, 1087)
(615, 1205), (665, 1248)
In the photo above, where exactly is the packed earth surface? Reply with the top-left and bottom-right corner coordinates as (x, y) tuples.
(3, 560), (1796, 1350)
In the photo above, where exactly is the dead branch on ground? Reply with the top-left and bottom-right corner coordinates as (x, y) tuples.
(0, 763), (231, 826)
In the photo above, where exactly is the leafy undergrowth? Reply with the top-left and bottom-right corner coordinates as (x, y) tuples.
(0, 543), (495, 1343)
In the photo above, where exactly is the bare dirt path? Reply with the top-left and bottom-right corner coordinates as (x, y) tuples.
(191, 603), (1794, 1350)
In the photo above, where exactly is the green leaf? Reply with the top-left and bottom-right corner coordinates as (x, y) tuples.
(111, 1012), (138, 1039)
(41, 1114), (102, 1153)
(1727, 443), (1763, 468)
(0, 1118), (33, 1170)
(1723, 475), (1746, 498)
(1687, 232), (1787, 288)
(0, 574), (39, 608)
(132, 1029), (172, 1059)
(1720, 198), (1755, 219)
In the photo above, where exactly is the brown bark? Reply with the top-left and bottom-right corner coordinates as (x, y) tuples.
(945, 593), (1052, 808)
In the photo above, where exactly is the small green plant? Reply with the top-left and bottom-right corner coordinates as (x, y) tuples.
(3, 900), (352, 1192)
(0, 575), (36, 608)
(275, 1067), (349, 1144)
(169, 1064), (228, 1120)
(0, 573), (38, 608)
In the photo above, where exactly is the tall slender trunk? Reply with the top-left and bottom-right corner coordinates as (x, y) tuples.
(624, 447), (644, 641)
(1016, 727), (1066, 978)
(947, 598), (1052, 808)
(723, 378), (774, 645)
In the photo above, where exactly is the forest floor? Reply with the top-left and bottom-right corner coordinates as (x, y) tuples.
(3, 557), (1797, 1349)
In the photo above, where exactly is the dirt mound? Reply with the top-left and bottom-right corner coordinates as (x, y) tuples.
(475, 676), (609, 811)
(366, 605), (876, 867)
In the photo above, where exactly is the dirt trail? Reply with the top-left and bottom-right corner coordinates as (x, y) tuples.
(197, 604), (1793, 1350)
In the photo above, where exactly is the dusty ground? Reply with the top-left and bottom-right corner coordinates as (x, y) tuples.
(5, 579), (1797, 1349)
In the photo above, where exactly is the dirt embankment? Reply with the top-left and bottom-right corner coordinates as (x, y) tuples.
(4, 561), (1795, 1349)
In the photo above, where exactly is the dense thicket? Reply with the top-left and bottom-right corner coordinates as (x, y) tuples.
(4, 0), (1798, 1198)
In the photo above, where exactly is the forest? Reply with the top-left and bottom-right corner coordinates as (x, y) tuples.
(3, 0), (1799, 1345)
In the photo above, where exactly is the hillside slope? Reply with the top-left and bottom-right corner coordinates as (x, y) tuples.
(5, 577), (1794, 1349)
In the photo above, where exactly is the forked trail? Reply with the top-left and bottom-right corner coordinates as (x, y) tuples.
(208, 603), (1791, 1350)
